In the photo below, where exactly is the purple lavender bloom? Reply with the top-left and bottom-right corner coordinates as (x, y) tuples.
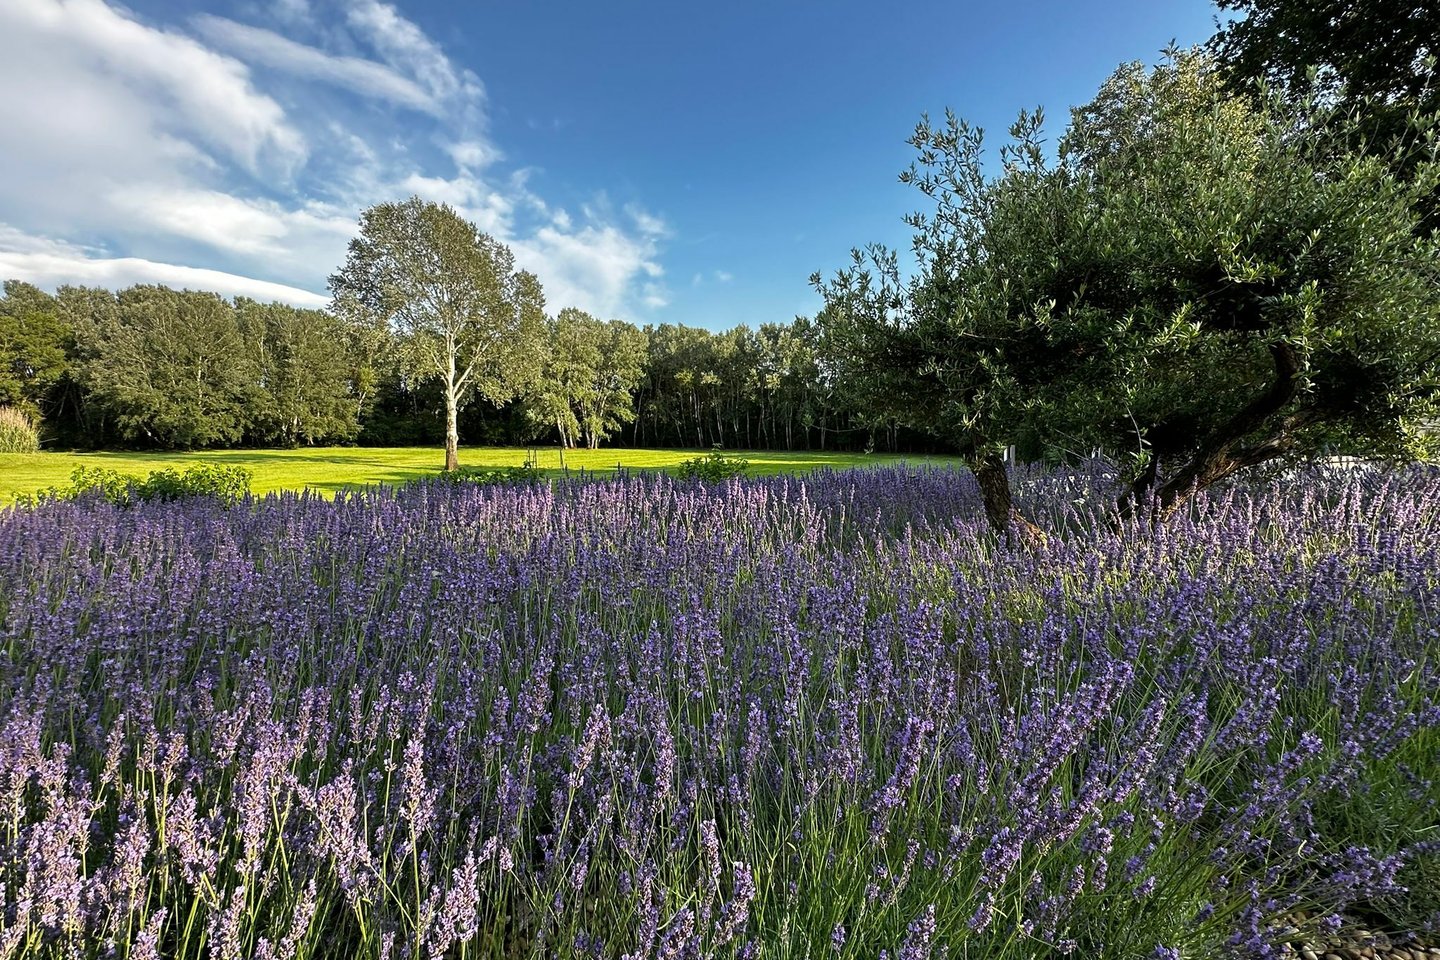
(0, 462), (1435, 957)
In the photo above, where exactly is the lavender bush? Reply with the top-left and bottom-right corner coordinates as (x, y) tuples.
(1, 463), (1436, 959)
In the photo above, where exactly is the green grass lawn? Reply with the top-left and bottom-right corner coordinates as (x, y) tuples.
(0, 446), (962, 502)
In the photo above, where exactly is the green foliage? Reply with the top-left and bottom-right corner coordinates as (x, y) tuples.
(33, 463), (252, 506)
(584, 319), (648, 448)
(1055, 52), (1439, 507)
(643, 323), (727, 448)
(634, 318), (854, 452)
(526, 307), (596, 448)
(675, 445), (749, 481)
(0, 406), (40, 453)
(1208, 0), (1438, 122)
(57, 286), (363, 450)
(415, 463), (544, 487)
(1208, 0), (1440, 235)
(54, 466), (136, 505)
(0, 282), (71, 424)
(527, 309), (649, 449)
(236, 299), (362, 446)
(332, 301), (397, 435)
(2, 276), (896, 457)
(347, 315), (879, 453)
(65, 286), (258, 449)
(818, 49), (1440, 521)
(136, 463), (253, 503)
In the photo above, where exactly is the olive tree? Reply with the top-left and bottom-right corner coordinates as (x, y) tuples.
(814, 108), (1077, 539)
(329, 197), (545, 471)
(818, 50), (1440, 533)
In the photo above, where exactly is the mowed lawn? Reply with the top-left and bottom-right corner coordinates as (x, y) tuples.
(0, 446), (963, 501)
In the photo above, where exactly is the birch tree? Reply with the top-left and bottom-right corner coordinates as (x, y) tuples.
(329, 197), (545, 471)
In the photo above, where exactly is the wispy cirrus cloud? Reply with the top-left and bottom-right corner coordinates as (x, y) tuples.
(0, 0), (672, 319)
(193, 14), (439, 114)
(343, 0), (483, 111)
(691, 269), (735, 288)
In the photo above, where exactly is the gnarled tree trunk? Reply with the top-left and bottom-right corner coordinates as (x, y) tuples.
(1151, 342), (1304, 521)
(972, 450), (1045, 543)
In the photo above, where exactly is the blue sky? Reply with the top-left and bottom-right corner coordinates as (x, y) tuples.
(0, 0), (1221, 330)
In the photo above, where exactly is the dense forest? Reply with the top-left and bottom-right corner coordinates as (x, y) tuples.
(0, 280), (934, 454)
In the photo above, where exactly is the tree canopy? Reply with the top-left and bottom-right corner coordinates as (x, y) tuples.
(236, 299), (360, 447)
(1209, 0), (1440, 229)
(1208, 0), (1438, 112)
(329, 197), (546, 471)
(1, 276), (893, 456)
(527, 308), (649, 450)
(0, 283), (373, 450)
(67, 286), (260, 449)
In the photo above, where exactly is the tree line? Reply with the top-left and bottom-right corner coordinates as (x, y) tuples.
(0, 278), (922, 455)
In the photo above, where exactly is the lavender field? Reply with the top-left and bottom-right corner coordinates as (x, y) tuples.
(1, 465), (1438, 959)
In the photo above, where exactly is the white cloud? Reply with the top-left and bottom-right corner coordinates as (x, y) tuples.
(396, 173), (485, 209)
(691, 269), (734, 287)
(269, 0), (313, 26)
(109, 188), (292, 257)
(447, 140), (502, 172)
(345, 0), (483, 109)
(106, 188), (358, 272)
(0, 0), (304, 243)
(514, 217), (668, 318)
(193, 15), (438, 114)
(0, 227), (329, 307)
(626, 204), (670, 238)
(0, 0), (303, 176)
(0, 0), (673, 319)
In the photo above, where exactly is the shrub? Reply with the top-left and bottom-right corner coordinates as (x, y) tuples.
(413, 464), (545, 489)
(61, 466), (135, 505)
(136, 464), (252, 504)
(676, 445), (749, 481)
(0, 406), (40, 453)
(30, 463), (252, 507)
